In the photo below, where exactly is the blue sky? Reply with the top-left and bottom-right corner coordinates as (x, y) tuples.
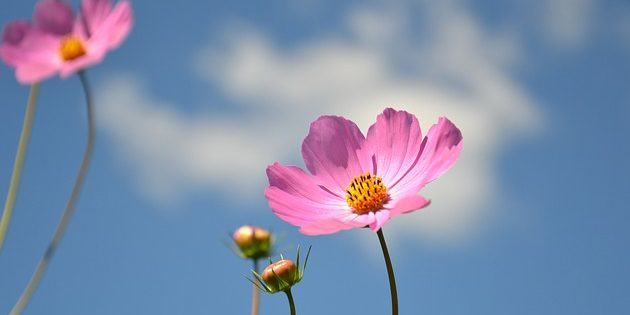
(1, 0), (629, 314)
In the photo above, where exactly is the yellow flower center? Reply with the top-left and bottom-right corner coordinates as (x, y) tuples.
(59, 36), (86, 61)
(345, 172), (389, 214)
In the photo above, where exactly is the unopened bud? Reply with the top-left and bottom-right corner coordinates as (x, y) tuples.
(261, 259), (297, 292)
(232, 225), (271, 259)
(250, 245), (310, 294)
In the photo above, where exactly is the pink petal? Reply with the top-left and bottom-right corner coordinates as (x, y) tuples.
(62, 0), (131, 76)
(3, 30), (61, 83)
(266, 163), (349, 228)
(0, 21), (33, 68)
(34, 0), (75, 36)
(16, 60), (59, 84)
(389, 117), (463, 198)
(83, 0), (132, 51)
(61, 0), (133, 78)
(299, 212), (368, 235)
(59, 29), (104, 77)
(365, 108), (424, 186)
(266, 190), (326, 226)
(301, 115), (373, 195)
(342, 212), (373, 226)
(2, 20), (32, 46)
(388, 194), (430, 216)
(80, 0), (113, 36)
(59, 50), (104, 78)
(266, 188), (355, 228)
(267, 163), (345, 206)
(104, 1), (132, 49)
(0, 44), (24, 68)
(368, 210), (391, 232)
(299, 218), (357, 235)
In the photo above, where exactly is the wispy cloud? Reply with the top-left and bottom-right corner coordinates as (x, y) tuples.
(98, 1), (543, 243)
(541, 0), (596, 50)
(97, 77), (287, 205)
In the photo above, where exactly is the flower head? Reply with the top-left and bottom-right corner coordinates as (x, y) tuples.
(265, 108), (463, 235)
(0, 0), (132, 84)
(250, 246), (311, 294)
(232, 225), (273, 259)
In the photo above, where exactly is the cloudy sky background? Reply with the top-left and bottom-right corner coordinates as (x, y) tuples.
(1, 0), (629, 314)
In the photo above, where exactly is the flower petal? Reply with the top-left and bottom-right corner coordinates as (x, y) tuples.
(59, 51), (104, 78)
(16, 60), (60, 84)
(388, 194), (430, 216)
(301, 115), (372, 195)
(80, 0), (113, 36)
(389, 117), (463, 198)
(62, 0), (133, 77)
(368, 210), (391, 232)
(2, 20), (32, 46)
(365, 108), (423, 186)
(2, 30), (61, 83)
(299, 218), (356, 235)
(299, 212), (369, 235)
(83, 0), (132, 51)
(104, 0), (132, 49)
(34, 0), (75, 36)
(0, 44), (24, 68)
(266, 163), (349, 228)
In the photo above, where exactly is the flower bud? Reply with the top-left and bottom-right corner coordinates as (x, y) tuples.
(261, 259), (297, 292)
(250, 246), (310, 294)
(232, 225), (271, 259)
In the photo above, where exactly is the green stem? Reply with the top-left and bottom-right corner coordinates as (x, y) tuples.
(0, 83), (40, 254)
(10, 71), (95, 315)
(251, 259), (260, 315)
(377, 228), (398, 315)
(284, 289), (296, 315)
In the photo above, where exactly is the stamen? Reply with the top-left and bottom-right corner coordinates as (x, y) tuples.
(59, 36), (86, 61)
(345, 172), (389, 214)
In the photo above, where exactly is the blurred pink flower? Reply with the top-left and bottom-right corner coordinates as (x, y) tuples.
(0, 0), (132, 84)
(265, 108), (463, 235)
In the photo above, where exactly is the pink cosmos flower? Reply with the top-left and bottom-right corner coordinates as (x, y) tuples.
(265, 108), (463, 235)
(0, 0), (132, 84)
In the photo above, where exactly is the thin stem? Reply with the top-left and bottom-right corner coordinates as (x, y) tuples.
(377, 228), (398, 315)
(284, 289), (296, 315)
(251, 259), (260, 315)
(10, 71), (95, 315)
(0, 84), (40, 254)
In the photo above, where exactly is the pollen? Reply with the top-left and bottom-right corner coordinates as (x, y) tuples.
(345, 172), (389, 214)
(59, 36), (86, 61)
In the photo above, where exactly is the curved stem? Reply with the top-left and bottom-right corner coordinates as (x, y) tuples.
(10, 71), (95, 315)
(0, 84), (40, 254)
(251, 259), (260, 315)
(284, 289), (296, 315)
(377, 228), (398, 315)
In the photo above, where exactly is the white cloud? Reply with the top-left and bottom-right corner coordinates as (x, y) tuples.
(542, 0), (596, 49)
(98, 1), (543, 243)
(97, 77), (291, 206)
